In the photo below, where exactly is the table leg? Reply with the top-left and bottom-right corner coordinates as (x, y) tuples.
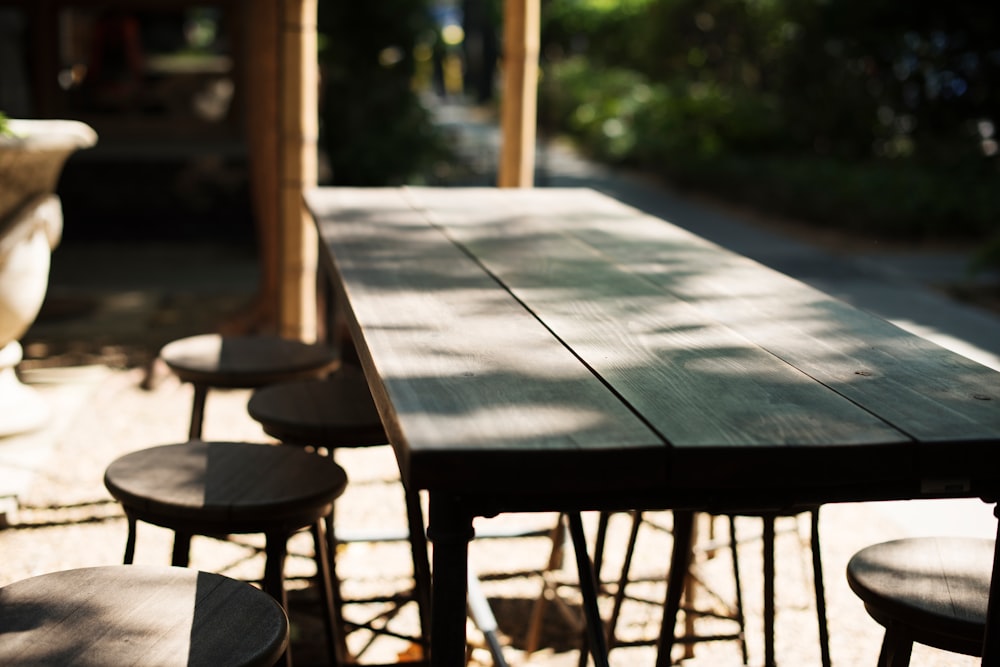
(982, 503), (1000, 662)
(763, 517), (776, 667)
(427, 493), (475, 666)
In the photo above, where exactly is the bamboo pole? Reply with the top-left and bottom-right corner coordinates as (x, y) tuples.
(497, 0), (540, 188)
(277, 0), (319, 341)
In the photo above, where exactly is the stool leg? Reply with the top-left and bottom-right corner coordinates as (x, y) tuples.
(878, 623), (913, 667)
(263, 531), (293, 667)
(810, 509), (831, 667)
(321, 448), (354, 656)
(312, 519), (349, 667)
(655, 510), (695, 667)
(606, 511), (643, 648)
(728, 516), (749, 664)
(525, 516), (568, 656)
(403, 483), (432, 650)
(188, 384), (208, 440)
(467, 566), (509, 667)
(681, 544), (698, 660)
(323, 510), (348, 637)
(578, 511), (611, 667)
(592, 511), (612, 586)
(171, 531), (192, 567)
(123, 513), (138, 564)
(763, 517), (776, 667)
(567, 512), (610, 667)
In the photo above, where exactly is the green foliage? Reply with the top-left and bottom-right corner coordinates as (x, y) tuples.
(542, 0), (656, 67)
(540, 59), (650, 160)
(670, 155), (1000, 240)
(0, 112), (10, 136)
(538, 0), (1000, 256)
(317, 0), (449, 185)
(541, 57), (785, 164)
(775, 0), (1000, 162)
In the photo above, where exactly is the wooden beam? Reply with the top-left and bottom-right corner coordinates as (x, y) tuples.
(497, 0), (539, 188)
(277, 0), (319, 341)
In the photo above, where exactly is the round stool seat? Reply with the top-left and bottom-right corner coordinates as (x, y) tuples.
(247, 369), (387, 448)
(247, 370), (429, 659)
(160, 334), (336, 388)
(847, 537), (992, 660)
(105, 442), (349, 667)
(0, 565), (288, 667)
(104, 441), (348, 534)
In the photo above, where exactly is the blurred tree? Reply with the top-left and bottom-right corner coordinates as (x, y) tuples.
(462, 0), (500, 103)
(317, 0), (446, 184)
(538, 0), (1000, 244)
(779, 0), (1000, 162)
(542, 0), (1000, 164)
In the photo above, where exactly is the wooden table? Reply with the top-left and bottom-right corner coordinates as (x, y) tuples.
(306, 186), (1000, 665)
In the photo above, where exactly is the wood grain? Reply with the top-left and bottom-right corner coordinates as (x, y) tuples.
(104, 441), (347, 527)
(160, 334), (336, 387)
(247, 368), (387, 447)
(309, 188), (666, 492)
(0, 565), (288, 667)
(847, 537), (993, 654)
(307, 186), (1000, 500)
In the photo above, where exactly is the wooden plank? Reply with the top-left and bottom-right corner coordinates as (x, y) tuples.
(541, 190), (1000, 444)
(405, 188), (915, 492)
(409, 188), (898, 446)
(307, 188), (666, 493)
(406, 187), (1000, 440)
(310, 187), (1000, 496)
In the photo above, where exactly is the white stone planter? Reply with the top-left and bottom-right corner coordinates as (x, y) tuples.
(0, 119), (96, 436)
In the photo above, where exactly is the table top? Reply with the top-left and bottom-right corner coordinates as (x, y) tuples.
(307, 186), (1000, 510)
(0, 565), (288, 667)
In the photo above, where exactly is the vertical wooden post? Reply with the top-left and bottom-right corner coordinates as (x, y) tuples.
(497, 0), (539, 188)
(278, 0), (318, 341)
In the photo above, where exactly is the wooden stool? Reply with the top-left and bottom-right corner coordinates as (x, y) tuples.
(104, 441), (348, 667)
(570, 508), (827, 666)
(577, 511), (746, 662)
(657, 509), (829, 667)
(847, 537), (992, 666)
(0, 565), (288, 667)
(159, 334), (337, 439)
(247, 370), (431, 658)
(247, 368), (387, 449)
